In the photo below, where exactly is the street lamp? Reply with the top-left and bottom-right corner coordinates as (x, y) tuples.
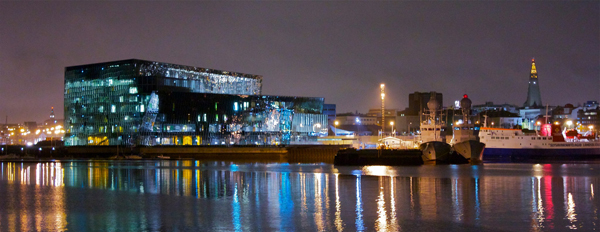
(334, 120), (339, 136)
(566, 120), (573, 129)
(390, 121), (394, 137)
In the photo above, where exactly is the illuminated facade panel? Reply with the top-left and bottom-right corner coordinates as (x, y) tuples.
(64, 59), (326, 146)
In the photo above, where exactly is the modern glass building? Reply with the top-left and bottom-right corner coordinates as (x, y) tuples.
(64, 59), (327, 146)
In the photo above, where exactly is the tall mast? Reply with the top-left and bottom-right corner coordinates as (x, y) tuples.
(380, 84), (385, 135)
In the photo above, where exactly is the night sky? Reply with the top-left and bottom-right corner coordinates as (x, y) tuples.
(1, 1), (598, 123)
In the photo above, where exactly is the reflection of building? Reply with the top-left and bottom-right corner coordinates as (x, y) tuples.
(64, 59), (327, 146)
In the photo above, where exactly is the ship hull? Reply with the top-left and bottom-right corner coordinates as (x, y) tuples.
(420, 141), (451, 163)
(453, 140), (485, 164)
(483, 147), (600, 162)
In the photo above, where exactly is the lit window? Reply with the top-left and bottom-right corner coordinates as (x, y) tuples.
(111, 105), (116, 113)
(129, 87), (138, 94)
(140, 104), (145, 112)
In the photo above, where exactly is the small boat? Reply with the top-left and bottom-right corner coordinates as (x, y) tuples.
(0, 153), (19, 160)
(124, 155), (142, 160)
(157, 154), (170, 159)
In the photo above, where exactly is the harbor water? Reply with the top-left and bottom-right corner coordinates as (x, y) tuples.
(1, 160), (599, 231)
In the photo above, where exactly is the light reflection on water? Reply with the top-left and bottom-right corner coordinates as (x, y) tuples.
(0, 161), (599, 231)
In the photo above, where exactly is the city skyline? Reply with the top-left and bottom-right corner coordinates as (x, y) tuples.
(0, 1), (598, 123)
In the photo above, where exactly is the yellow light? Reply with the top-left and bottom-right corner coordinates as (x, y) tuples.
(536, 121), (541, 125)
(380, 84), (385, 88)
(56, 125), (62, 129)
(381, 93), (385, 99)
(20, 129), (24, 132)
(334, 121), (339, 126)
(35, 130), (40, 135)
(566, 121), (573, 126)
(589, 125), (594, 130)
(390, 121), (394, 125)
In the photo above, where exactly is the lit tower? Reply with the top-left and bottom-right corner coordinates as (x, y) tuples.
(50, 107), (55, 118)
(523, 58), (542, 108)
(380, 83), (385, 134)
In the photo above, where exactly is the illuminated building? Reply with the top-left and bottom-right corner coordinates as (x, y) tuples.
(64, 59), (327, 146)
(524, 58), (542, 108)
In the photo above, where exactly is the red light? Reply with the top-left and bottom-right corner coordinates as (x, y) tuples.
(463, 94), (468, 99)
(532, 58), (535, 62)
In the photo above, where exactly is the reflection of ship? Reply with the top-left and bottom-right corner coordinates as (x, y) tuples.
(450, 95), (485, 164)
(419, 92), (451, 163)
(480, 123), (600, 161)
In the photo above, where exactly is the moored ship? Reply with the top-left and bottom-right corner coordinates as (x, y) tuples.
(449, 95), (485, 164)
(479, 123), (600, 161)
(419, 92), (451, 163)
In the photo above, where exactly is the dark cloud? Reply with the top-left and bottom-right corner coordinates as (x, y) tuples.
(0, 1), (598, 123)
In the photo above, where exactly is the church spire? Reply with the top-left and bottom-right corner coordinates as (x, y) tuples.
(530, 58), (537, 78)
(524, 58), (542, 108)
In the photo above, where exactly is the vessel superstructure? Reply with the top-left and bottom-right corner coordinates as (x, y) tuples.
(480, 124), (600, 160)
(450, 95), (485, 163)
(419, 92), (451, 162)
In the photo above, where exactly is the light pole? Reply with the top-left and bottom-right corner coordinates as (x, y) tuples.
(380, 84), (385, 135)
(334, 120), (339, 136)
(390, 121), (394, 137)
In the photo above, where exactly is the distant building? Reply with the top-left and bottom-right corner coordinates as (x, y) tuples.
(472, 102), (519, 115)
(479, 110), (521, 129)
(397, 91), (443, 135)
(523, 58), (543, 108)
(323, 104), (336, 135)
(366, 108), (397, 132)
(335, 113), (379, 135)
(336, 113), (377, 126)
(64, 59), (327, 146)
(577, 101), (599, 131)
(402, 92), (443, 115)
(551, 104), (579, 122)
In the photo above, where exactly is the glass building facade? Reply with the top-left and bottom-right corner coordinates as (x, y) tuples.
(64, 59), (327, 146)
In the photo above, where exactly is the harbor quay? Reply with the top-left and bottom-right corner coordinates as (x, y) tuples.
(0, 144), (351, 163)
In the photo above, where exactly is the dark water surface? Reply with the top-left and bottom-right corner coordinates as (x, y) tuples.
(0, 160), (599, 231)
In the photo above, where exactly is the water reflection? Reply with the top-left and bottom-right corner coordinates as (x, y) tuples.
(0, 161), (599, 231)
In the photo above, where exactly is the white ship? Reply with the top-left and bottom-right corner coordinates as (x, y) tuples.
(419, 92), (451, 163)
(479, 123), (600, 161)
(449, 95), (485, 164)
